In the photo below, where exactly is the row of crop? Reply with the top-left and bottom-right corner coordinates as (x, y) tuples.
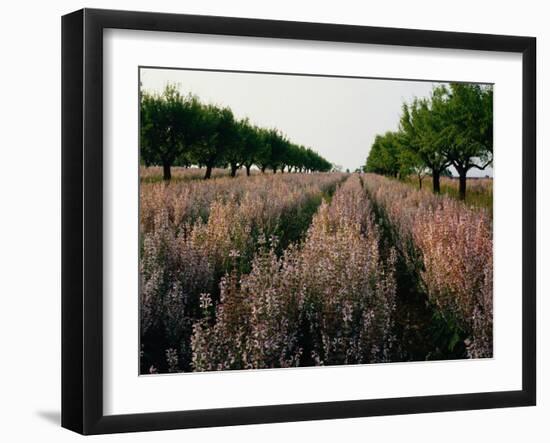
(191, 175), (397, 371)
(140, 166), (233, 183)
(362, 173), (493, 358)
(140, 172), (345, 373)
(140, 172), (344, 235)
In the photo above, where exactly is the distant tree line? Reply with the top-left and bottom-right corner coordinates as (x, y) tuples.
(140, 84), (333, 180)
(364, 83), (493, 199)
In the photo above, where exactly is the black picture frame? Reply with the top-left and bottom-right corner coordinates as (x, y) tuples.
(62, 8), (536, 435)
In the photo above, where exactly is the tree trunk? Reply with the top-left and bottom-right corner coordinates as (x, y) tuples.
(432, 170), (441, 193)
(261, 166), (266, 173)
(230, 163), (238, 177)
(273, 167), (277, 174)
(418, 175), (423, 190)
(458, 172), (467, 200)
(246, 164), (251, 176)
(163, 163), (171, 181)
(204, 164), (213, 180)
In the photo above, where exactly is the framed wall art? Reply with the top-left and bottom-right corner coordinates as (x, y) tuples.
(62, 8), (536, 435)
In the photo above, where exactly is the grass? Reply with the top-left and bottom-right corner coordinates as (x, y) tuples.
(403, 176), (493, 212)
(139, 166), (244, 183)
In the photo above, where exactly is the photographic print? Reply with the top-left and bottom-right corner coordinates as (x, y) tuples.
(62, 10), (536, 433)
(139, 67), (493, 375)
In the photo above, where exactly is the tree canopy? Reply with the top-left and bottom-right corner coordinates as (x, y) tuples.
(140, 84), (333, 180)
(364, 131), (402, 177)
(364, 82), (493, 198)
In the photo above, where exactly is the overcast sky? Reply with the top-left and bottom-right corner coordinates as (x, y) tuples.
(140, 67), (491, 176)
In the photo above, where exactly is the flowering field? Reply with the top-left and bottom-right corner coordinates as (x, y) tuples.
(402, 176), (493, 211)
(363, 174), (493, 359)
(140, 166), (244, 183)
(140, 168), (493, 374)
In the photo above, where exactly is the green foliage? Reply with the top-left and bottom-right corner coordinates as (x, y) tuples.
(140, 85), (201, 180)
(140, 84), (333, 180)
(364, 82), (493, 198)
(190, 104), (240, 178)
(435, 84), (493, 167)
(434, 83), (493, 198)
(400, 96), (451, 176)
(364, 131), (402, 176)
(398, 148), (428, 184)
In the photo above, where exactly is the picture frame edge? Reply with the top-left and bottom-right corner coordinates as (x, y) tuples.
(61, 8), (537, 435)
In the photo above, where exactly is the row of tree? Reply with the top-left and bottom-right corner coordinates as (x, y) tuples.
(140, 85), (333, 180)
(365, 83), (493, 199)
